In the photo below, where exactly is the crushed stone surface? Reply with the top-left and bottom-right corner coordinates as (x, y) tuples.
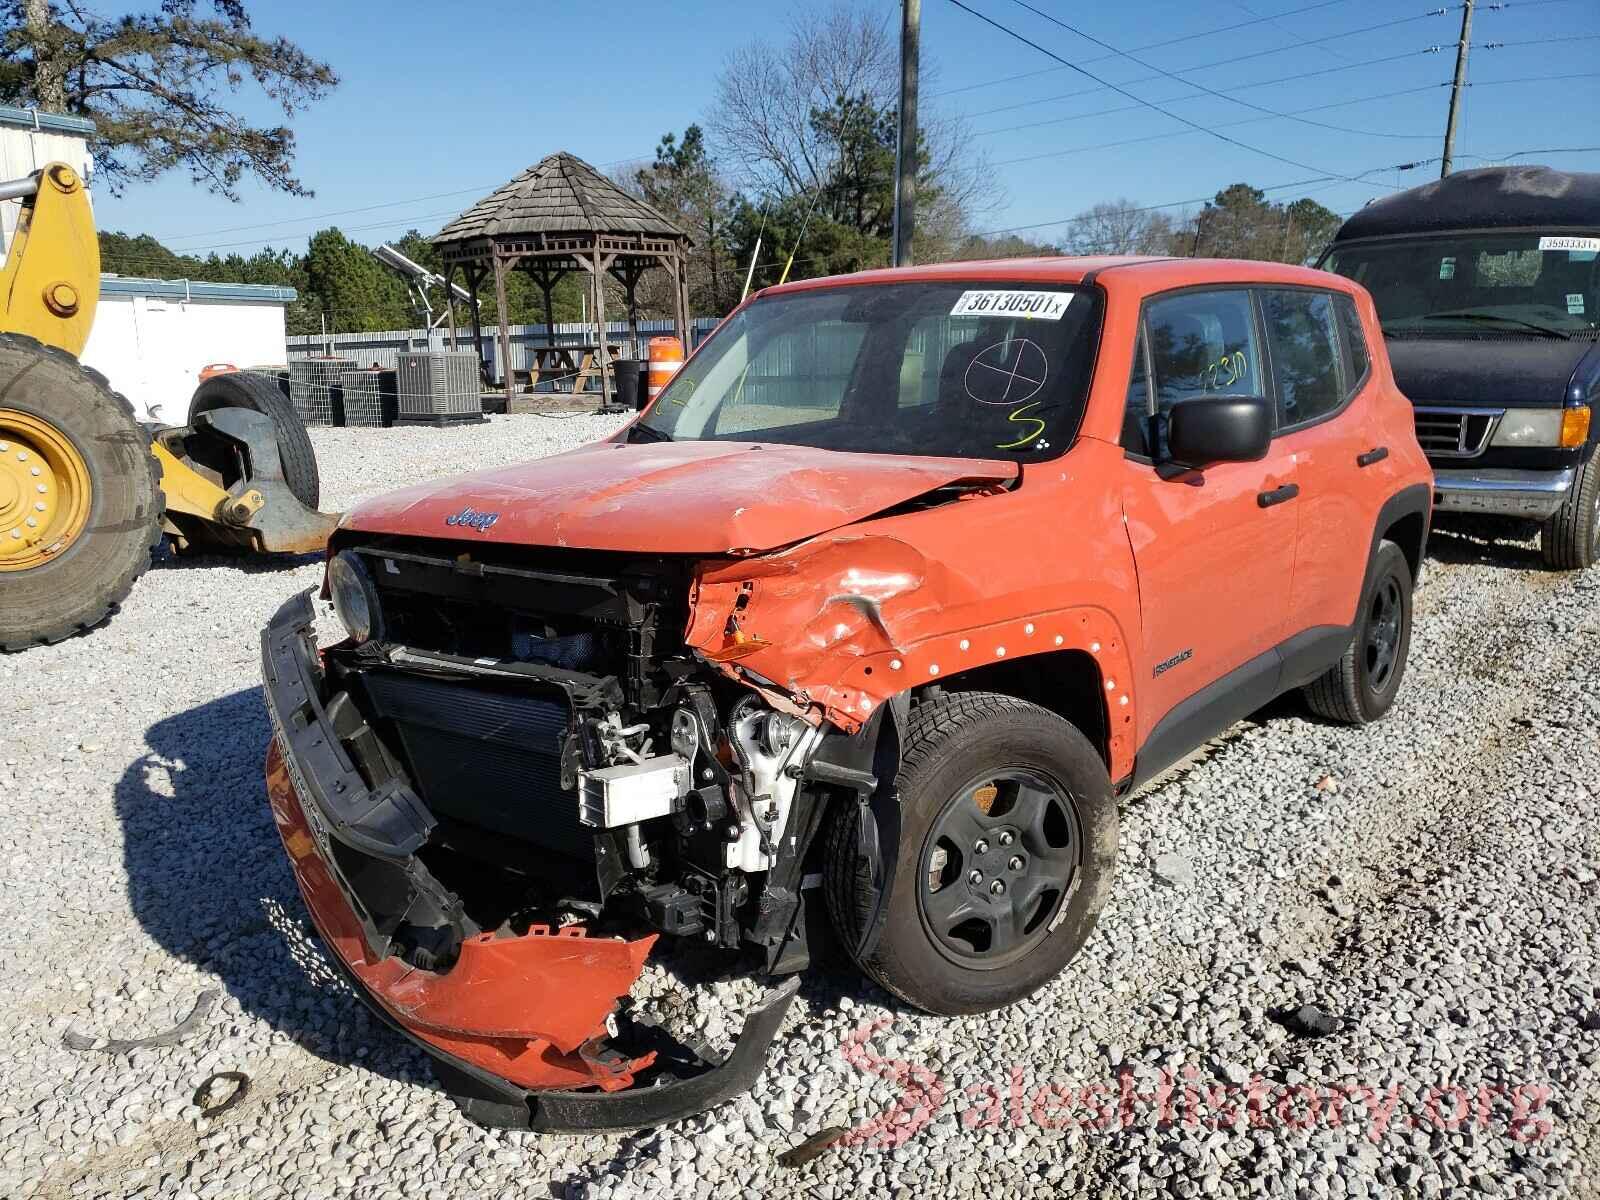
(1, 414), (1597, 1199)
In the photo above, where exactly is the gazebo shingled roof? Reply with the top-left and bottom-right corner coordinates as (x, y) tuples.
(432, 151), (693, 408)
(435, 152), (687, 244)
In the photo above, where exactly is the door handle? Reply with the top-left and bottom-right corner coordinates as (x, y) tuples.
(1356, 446), (1389, 467)
(1257, 483), (1300, 508)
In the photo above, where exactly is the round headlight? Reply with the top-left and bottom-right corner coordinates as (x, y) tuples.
(328, 549), (381, 643)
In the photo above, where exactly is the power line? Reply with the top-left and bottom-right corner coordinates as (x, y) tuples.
(945, 0), (1416, 183)
(1001, 0), (1433, 141)
(983, 69), (1598, 171)
(969, 45), (1443, 123)
(157, 185), (494, 245)
(987, 82), (1445, 169)
(151, 148), (655, 246)
(928, 0), (1366, 98)
(975, 50), (1444, 140)
(934, 4), (1451, 106)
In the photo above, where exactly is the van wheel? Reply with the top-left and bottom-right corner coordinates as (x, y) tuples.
(1303, 539), (1413, 724)
(824, 691), (1117, 1016)
(1539, 454), (1600, 571)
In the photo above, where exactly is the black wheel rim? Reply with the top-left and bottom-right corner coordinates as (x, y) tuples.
(1364, 575), (1404, 693)
(917, 768), (1083, 971)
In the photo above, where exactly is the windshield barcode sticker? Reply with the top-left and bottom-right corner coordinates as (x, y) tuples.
(1539, 235), (1600, 253)
(950, 290), (1073, 320)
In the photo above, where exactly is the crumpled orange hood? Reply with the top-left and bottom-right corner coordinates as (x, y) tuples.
(340, 438), (1020, 554)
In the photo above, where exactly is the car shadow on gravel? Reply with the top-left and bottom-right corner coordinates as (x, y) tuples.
(114, 685), (438, 1092)
(149, 546), (325, 575)
(1425, 514), (1547, 570)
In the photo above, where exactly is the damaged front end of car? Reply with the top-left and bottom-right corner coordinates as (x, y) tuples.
(258, 535), (890, 1131)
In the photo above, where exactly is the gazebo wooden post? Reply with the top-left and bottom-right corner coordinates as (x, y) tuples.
(671, 247), (690, 351)
(590, 246), (614, 406)
(624, 267), (641, 361)
(466, 263), (487, 383)
(540, 278), (556, 344)
(491, 248), (514, 407)
(443, 264), (458, 350)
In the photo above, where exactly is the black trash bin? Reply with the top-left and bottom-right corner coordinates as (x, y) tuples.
(611, 358), (646, 411)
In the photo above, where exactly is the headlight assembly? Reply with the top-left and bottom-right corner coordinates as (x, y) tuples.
(1491, 409), (1564, 448)
(327, 549), (382, 643)
(1490, 406), (1592, 449)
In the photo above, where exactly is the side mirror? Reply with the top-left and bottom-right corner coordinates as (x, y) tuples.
(1163, 395), (1272, 467)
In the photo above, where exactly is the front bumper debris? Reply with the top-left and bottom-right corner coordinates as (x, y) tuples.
(260, 590), (800, 1130)
(1432, 466), (1575, 519)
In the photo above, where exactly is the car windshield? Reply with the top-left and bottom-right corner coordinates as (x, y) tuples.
(636, 281), (1103, 461)
(1321, 232), (1600, 337)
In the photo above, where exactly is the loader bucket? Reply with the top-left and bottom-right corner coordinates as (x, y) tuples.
(159, 406), (340, 555)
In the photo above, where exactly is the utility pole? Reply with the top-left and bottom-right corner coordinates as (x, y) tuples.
(892, 0), (921, 267)
(1440, 0), (1475, 179)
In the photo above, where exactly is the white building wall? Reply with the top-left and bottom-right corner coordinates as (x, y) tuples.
(82, 295), (289, 424)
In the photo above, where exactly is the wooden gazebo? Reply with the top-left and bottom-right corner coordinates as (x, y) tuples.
(432, 151), (691, 406)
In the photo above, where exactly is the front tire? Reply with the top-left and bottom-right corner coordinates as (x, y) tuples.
(1540, 453), (1600, 571)
(1303, 538), (1414, 725)
(824, 691), (1117, 1016)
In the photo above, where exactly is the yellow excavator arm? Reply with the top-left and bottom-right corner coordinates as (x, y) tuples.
(0, 162), (336, 652)
(0, 163), (99, 356)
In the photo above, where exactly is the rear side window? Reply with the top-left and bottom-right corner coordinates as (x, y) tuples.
(1123, 328), (1151, 455)
(1145, 290), (1262, 414)
(1261, 289), (1343, 428)
(1335, 294), (1370, 385)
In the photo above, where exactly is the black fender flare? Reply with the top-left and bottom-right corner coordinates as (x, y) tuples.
(1362, 481), (1432, 599)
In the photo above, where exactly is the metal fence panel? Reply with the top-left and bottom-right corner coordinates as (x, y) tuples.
(286, 318), (721, 379)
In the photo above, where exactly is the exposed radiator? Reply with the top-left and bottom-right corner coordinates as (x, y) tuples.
(356, 673), (590, 860)
(394, 350), (485, 426)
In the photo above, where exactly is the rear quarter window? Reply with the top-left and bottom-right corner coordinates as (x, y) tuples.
(1335, 294), (1370, 385)
(1261, 289), (1343, 428)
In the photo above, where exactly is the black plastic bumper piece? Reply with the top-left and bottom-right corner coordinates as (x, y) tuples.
(527, 976), (800, 1133)
(327, 926), (801, 1133)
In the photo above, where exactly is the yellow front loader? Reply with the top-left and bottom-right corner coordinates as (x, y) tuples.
(0, 161), (339, 650)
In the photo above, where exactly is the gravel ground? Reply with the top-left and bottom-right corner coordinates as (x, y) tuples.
(2, 414), (1597, 1200)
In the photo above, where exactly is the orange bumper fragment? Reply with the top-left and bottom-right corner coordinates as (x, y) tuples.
(266, 741), (657, 1092)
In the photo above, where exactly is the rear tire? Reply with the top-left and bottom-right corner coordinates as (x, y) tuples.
(1302, 539), (1413, 724)
(1539, 453), (1600, 571)
(0, 334), (162, 651)
(824, 691), (1117, 1016)
(188, 371), (319, 509)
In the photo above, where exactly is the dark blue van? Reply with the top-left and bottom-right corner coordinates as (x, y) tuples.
(1320, 166), (1600, 568)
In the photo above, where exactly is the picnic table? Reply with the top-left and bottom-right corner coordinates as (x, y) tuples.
(521, 342), (627, 394)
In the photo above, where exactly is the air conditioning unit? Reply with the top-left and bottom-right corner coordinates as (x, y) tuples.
(289, 357), (353, 426)
(395, 350), (484, 425)
(340, 369), (398, 428)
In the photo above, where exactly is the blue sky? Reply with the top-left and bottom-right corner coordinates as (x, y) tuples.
(95, 0), (1600, 259)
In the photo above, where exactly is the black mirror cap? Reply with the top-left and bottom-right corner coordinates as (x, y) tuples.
(1165, 395), (1273, 467)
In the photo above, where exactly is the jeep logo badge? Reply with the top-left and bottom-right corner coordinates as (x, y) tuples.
(444, 506), (500, 533)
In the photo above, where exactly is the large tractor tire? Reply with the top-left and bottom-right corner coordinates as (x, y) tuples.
(0, 333), (162, 651)
(187, 370), (319, 510)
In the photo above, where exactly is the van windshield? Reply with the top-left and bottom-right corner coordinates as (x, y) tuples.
(1322, 232), (1600, 338)
(635, 281), (1103, 462)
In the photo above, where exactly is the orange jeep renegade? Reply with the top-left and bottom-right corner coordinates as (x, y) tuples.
(262, 256), (1432, 1130)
